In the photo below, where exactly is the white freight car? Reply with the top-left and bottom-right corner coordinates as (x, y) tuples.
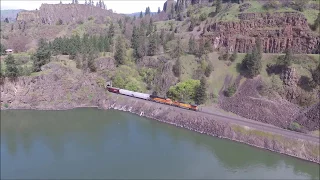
(119, 89), (150, 100)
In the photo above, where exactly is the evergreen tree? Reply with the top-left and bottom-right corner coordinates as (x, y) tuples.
(108, 22), (115, 38)
(0, 43), (5, 55)
(215, 0), (222, 14)
(4, 18), (9, 23)
(229, 51), (238, 62)
(87, 51), (96, 72)
(140, 11), (143, 18)
(114, 36), (126, 65)
(32, 39), (51, 72)
(160, 29), (165, 45)
(278, 48), (293, 68)
(204, 39), (212, 53)
(158, 7), (161, 14)
(172, 58), (181, 77)
(197, 38), (205, 57)
(312, 62), (320, 86)
(5, 54), (18, 80)
(171, 38), (183, 58)
(85, 0), (87, 5)
(188, 36), (196, 54)
(147, 33), (157, 56)
(195, 76), (207, 105)
(75, 0), (79, 4)
(60, 0), (62, 4)
(146, 18), (153, 36)
(241, 40), (262, 78)
(118, 19), (123, 29)
(170, 3), (175, 18)
(145, 7), (150, 16)
(204, 62), (213, 77)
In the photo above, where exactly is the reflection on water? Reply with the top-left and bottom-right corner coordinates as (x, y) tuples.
(1, 108), (319, 179)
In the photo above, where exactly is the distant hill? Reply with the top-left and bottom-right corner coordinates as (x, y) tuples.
(126, 12), (157, 17)
(1, 9), (24, 22)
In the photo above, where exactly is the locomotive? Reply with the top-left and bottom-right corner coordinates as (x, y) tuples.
(106, 86), (198, 111)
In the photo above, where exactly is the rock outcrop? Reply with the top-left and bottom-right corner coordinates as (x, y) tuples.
(205, 12), (320, 54)
(16, 4), (119, 25)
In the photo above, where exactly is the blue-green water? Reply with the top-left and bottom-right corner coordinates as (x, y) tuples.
(1, 108), (319, 179)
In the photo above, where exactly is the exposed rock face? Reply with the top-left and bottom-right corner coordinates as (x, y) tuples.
(16, 4), (117, 25)
(205, 12), (320, 54)
(294, 102), (320, 131)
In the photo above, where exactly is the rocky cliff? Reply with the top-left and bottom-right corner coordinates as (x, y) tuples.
(205, 12), (320, 54)
(16, 4), (119, 25)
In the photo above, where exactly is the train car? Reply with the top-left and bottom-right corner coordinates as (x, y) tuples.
(107, 87), (120, 93)
(150, 95), (173, 105)
(119, 89), (150, 100)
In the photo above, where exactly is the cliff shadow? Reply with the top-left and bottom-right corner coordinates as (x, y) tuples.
(298, 76), (314, 92)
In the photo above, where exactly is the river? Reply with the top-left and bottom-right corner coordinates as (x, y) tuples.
(1, 108), (319, 179)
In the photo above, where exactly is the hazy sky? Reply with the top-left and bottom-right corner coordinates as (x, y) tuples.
(0, 0), (166, 14)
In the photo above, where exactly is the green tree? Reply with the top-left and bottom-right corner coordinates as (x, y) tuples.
(140, 11), (143, 18)
(108, 22), (115, 38)
(241, 38), (262, 78)
(158, 7), (161, 14)
(204, 62), (213, 77)
(204, 39), (213, 53)
(188, 36), (196, 54)
(167, 79), (200, 102)
(160, 29), (165, 45)
(172, 58), (181, 77)
(32, 39), (51, 72)
(148, 33), (157, 56)
(215, 0), (222, 14)
(225, 83), (237, 97)
(115, 36), (126, 65)
(229, 51), (238, 62)
(145, 6), (150, 16)
(5, 54), (19, 80)
(277, 48), (293, 68)
(195, 76), (207, 104)
(294, 0), (309, 12)
(312, 62), (320, 86)
(171, 38), (183, 58)
(87, 51), (96, 72)
(0, 43), (5, 55)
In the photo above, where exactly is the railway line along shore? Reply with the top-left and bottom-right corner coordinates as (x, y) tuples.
(2, 91), (319, 164)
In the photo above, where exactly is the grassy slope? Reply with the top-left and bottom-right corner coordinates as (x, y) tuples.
(204, 1), (319, 24)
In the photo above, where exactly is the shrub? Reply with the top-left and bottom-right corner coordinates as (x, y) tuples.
(263, 0), (280, 10)
(204, 62), (213, 77)
(224, 83), (237, 97)
(56, 18), (63, 25)
(4, 103), (9, 108)
(229, 51), (238, 62)
(88, 16), (94, 21)
(199, 12), (208, 21)
(289, 122), (301, 132)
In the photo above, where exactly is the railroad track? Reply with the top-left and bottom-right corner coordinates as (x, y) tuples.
(199, 110), (320, 143)
(111, 92), (319, 143)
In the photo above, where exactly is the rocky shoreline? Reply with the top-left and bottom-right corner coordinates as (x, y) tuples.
(2, 94), (319, 164)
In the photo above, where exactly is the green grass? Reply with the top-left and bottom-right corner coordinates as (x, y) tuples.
(30, 69), (52, 77)
(311, 130), (320, 137)
(180, 54), (199, 81)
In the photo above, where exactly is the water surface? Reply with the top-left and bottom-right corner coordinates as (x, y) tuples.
(1, 108), (319, 179)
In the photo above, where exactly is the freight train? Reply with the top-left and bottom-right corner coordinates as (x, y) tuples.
(106, 86), (198, 111)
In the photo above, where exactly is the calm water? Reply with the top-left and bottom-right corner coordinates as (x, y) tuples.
(1, 108), (319, 179)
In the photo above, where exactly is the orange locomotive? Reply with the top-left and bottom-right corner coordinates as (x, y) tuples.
(150, 95), (198, 111)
